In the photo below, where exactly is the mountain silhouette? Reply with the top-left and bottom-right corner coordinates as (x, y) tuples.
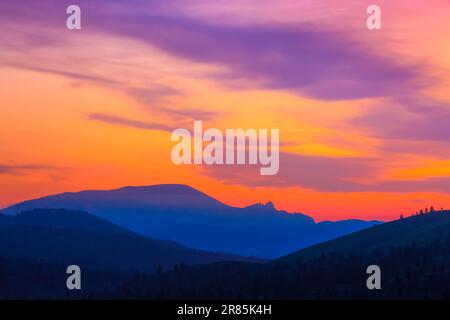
(117, 210), (450, 299)
(0, 208), (253, 273)
(276, 209), (450, 264)
(3, 184), (380, 258)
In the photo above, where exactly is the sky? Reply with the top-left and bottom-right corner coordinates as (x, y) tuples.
(0, 0), (449, 221)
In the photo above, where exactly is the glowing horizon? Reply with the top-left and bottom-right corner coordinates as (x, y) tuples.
(1, 0), (449, 221)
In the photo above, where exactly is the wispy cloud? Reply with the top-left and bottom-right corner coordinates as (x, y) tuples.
(9, 63), (120, 86)
(92, 15), (427, 101)
(204, 152), (450, 193)
(0, 0), (432, 101)
(353, 95), (450, 142)
(88, 107), (220, 132)
(0, 164), (53, 175)
(88, 113), (175, 132)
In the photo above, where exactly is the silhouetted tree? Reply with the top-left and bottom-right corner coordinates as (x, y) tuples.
(400, 214), (404, 219)
(430, 206), (435, 213)
(425, 208), (429, 214)
(420, 209), (424, 215)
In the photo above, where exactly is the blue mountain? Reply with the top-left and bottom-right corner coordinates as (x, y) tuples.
(0, 208), (252, 273)
(118, 211), (450, 300)
(3, 184), (381, 258)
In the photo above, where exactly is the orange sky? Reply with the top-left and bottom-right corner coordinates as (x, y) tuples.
(0, 0), (449, 221)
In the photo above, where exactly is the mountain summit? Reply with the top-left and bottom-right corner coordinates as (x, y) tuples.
(3, 184), (379, 258)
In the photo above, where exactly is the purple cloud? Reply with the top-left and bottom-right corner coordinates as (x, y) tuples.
(0, 164), (53, 175)
(203, 152), (450, 193)
(92, 14), (426, 100)
(88, 113), (174, 132)
(89, 107), (220, 132)
(203, 152), (382, 192)
(1, 0), (445, 144)
(9, 63), (119, 86)
(354, 96), (450, 142)
(0, 0), (429, 101)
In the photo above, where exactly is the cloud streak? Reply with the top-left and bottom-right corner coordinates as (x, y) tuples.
(88, 113), (174, 132)
(0, 0), (431, 101)
(354, 95), (450, 142)
(92, 14), (427, 101)
(0, 164), (53, 175)
(204, 152), (450, 193)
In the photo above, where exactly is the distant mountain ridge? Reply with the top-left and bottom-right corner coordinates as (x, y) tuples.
(117, 211), (450, 299)
(3, 184), (381, 258)
(0, 208), (253, 273)
(276, 209), (450, 265)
